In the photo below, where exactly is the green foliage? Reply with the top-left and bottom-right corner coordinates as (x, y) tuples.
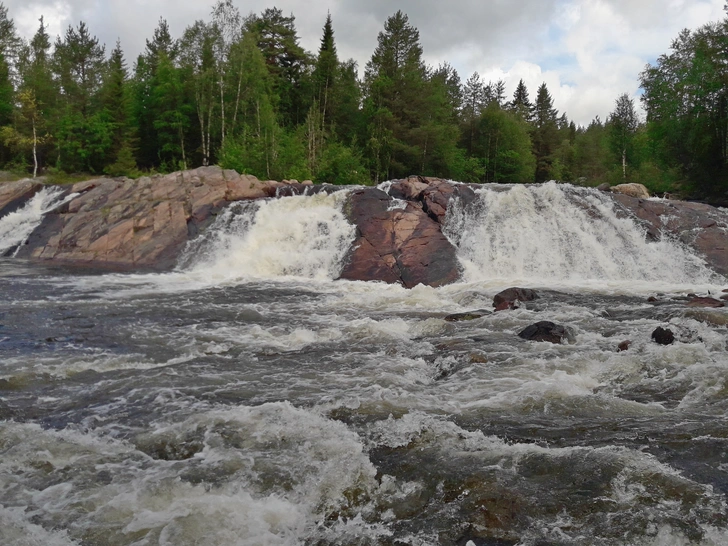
(316, 141), (369, 185)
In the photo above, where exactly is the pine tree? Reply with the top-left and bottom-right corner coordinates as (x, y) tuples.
(100, 41), (134, 172)
(363, 10), (428, 181)
(532, 82), (559, 181)
(509, 79), (533, 121)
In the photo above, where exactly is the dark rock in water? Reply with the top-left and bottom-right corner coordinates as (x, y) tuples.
(687, 296), (725, 308)
(338, 187), (461, 288)
(518, 321), (569, 344)
(596, 183), (611, 192)
(618, 340), (632, 352)
(647, 296), (658, 302)
(722, 294), (728, 301)
(445, 309), (491, 322)
(652, 327), (675, 345)
(493, 287), (539, 311)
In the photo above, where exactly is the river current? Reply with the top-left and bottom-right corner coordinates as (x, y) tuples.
(1, 183), (728, 545)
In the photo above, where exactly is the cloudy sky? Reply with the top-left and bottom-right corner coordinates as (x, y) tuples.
(3, 0), (726, 125)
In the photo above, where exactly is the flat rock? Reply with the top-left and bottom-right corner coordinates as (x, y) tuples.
(444, 309), (491, 322)
(16, 167), (283, 270)
(687, 296), (725, 308)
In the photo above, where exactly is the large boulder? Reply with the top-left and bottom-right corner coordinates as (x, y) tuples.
(15, 167), (282, 270)
(0, 179), (44, 217)
(493, 287), (539, 311)
(338, 187), (461, 288)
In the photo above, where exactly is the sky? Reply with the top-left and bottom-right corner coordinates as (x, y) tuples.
(3, 0), (726, 125)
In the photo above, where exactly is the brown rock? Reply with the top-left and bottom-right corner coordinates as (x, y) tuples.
(338, 188), (461, 288)
(652, 327), (675, 345)
(687, 297), (725, 308)
(618, 340), (631, 352)
(611, 193), (728, 276)
(493, 287), (539, 310)
(16, 167), (282, 270)
(0, 179), (44, 217)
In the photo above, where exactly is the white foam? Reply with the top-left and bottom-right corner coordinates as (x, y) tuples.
(445, 182), (720, 285)
(0, 186), (75, 256)
(180, 192), (356, 283)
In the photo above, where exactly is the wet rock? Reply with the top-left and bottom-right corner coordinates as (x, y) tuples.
(687, 296), (725, 308)
(518, 321), (569, 344)
(611, 193), (728, 276)
(651, 326), (675, 345)
(15, 167), (281, 270)
(684, 309), (728, 327)
(611, 183), (650, 199)
(338, 187), (461, 288)
(0, 179), (43, 217)
(647, 296), (658, 302)
(618, 340), (632, 352)
(468, 352), (489, 364)
(596, 183), (611, 192)
(445, 309), (491, 322)
(493, 287), (539, 311)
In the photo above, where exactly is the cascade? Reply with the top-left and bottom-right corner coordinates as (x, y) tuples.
(0, 186), (72, 256)
(178, 191), (355, 282)
(444, 182), (717, 284)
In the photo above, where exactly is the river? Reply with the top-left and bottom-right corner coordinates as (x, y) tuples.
(1, 183), (727, 545)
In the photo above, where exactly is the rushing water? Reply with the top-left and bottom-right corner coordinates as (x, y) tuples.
(1, 184), (728, 546)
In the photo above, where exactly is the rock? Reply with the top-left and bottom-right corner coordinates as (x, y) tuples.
(596, 183), (611, 192)
(468, 352), (489, 364)
(611, 183), (650, 199)
(338, 187), (461, 288)
(651, 326), (675, 345)
(684, 309), (728, 327)
(445, 310), (491, 322)
(617, 340), (632, 352)
(493, 287), (539, 311)
(611, 193), (728, 276)
(421, 180), (478, 224)
(647, 296), (658, 302)
(16, 167), (281, 270)
(687, 296), (725, 308)
(518, 321), (569, 344)
(0, 179), (44, 217)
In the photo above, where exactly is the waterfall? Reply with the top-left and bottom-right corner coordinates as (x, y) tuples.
(0, 186), (71, 257)
(178, 191), (356, 282)
(444, 182), (717, 284)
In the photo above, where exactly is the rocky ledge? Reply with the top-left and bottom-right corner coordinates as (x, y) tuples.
(1, 169), (727, 286)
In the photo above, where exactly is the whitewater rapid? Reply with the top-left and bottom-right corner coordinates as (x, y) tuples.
(1, 182), (728, 545)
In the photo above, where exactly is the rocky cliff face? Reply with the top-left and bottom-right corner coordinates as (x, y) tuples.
(2, 169), (727, 286)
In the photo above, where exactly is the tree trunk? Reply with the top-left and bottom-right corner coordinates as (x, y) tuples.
(32, 119), (38, 178)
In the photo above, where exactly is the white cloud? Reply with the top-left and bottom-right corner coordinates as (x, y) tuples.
(1, 0), (726, 124)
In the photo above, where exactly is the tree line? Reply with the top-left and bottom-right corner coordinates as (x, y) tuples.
(0, 1), (725, 200)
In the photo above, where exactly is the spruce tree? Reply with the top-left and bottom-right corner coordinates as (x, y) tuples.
(532, 82), (559, 181)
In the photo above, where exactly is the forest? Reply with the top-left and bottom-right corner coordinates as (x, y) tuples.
(0, 1), (726, 201)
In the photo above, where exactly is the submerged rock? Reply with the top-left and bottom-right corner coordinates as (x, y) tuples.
(518, 321), (570, 344)
(687, 296), (725, 308)
(618, 340), (632, 352)
(651, 327), (675, 345)
(445, 310), (491, 322)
